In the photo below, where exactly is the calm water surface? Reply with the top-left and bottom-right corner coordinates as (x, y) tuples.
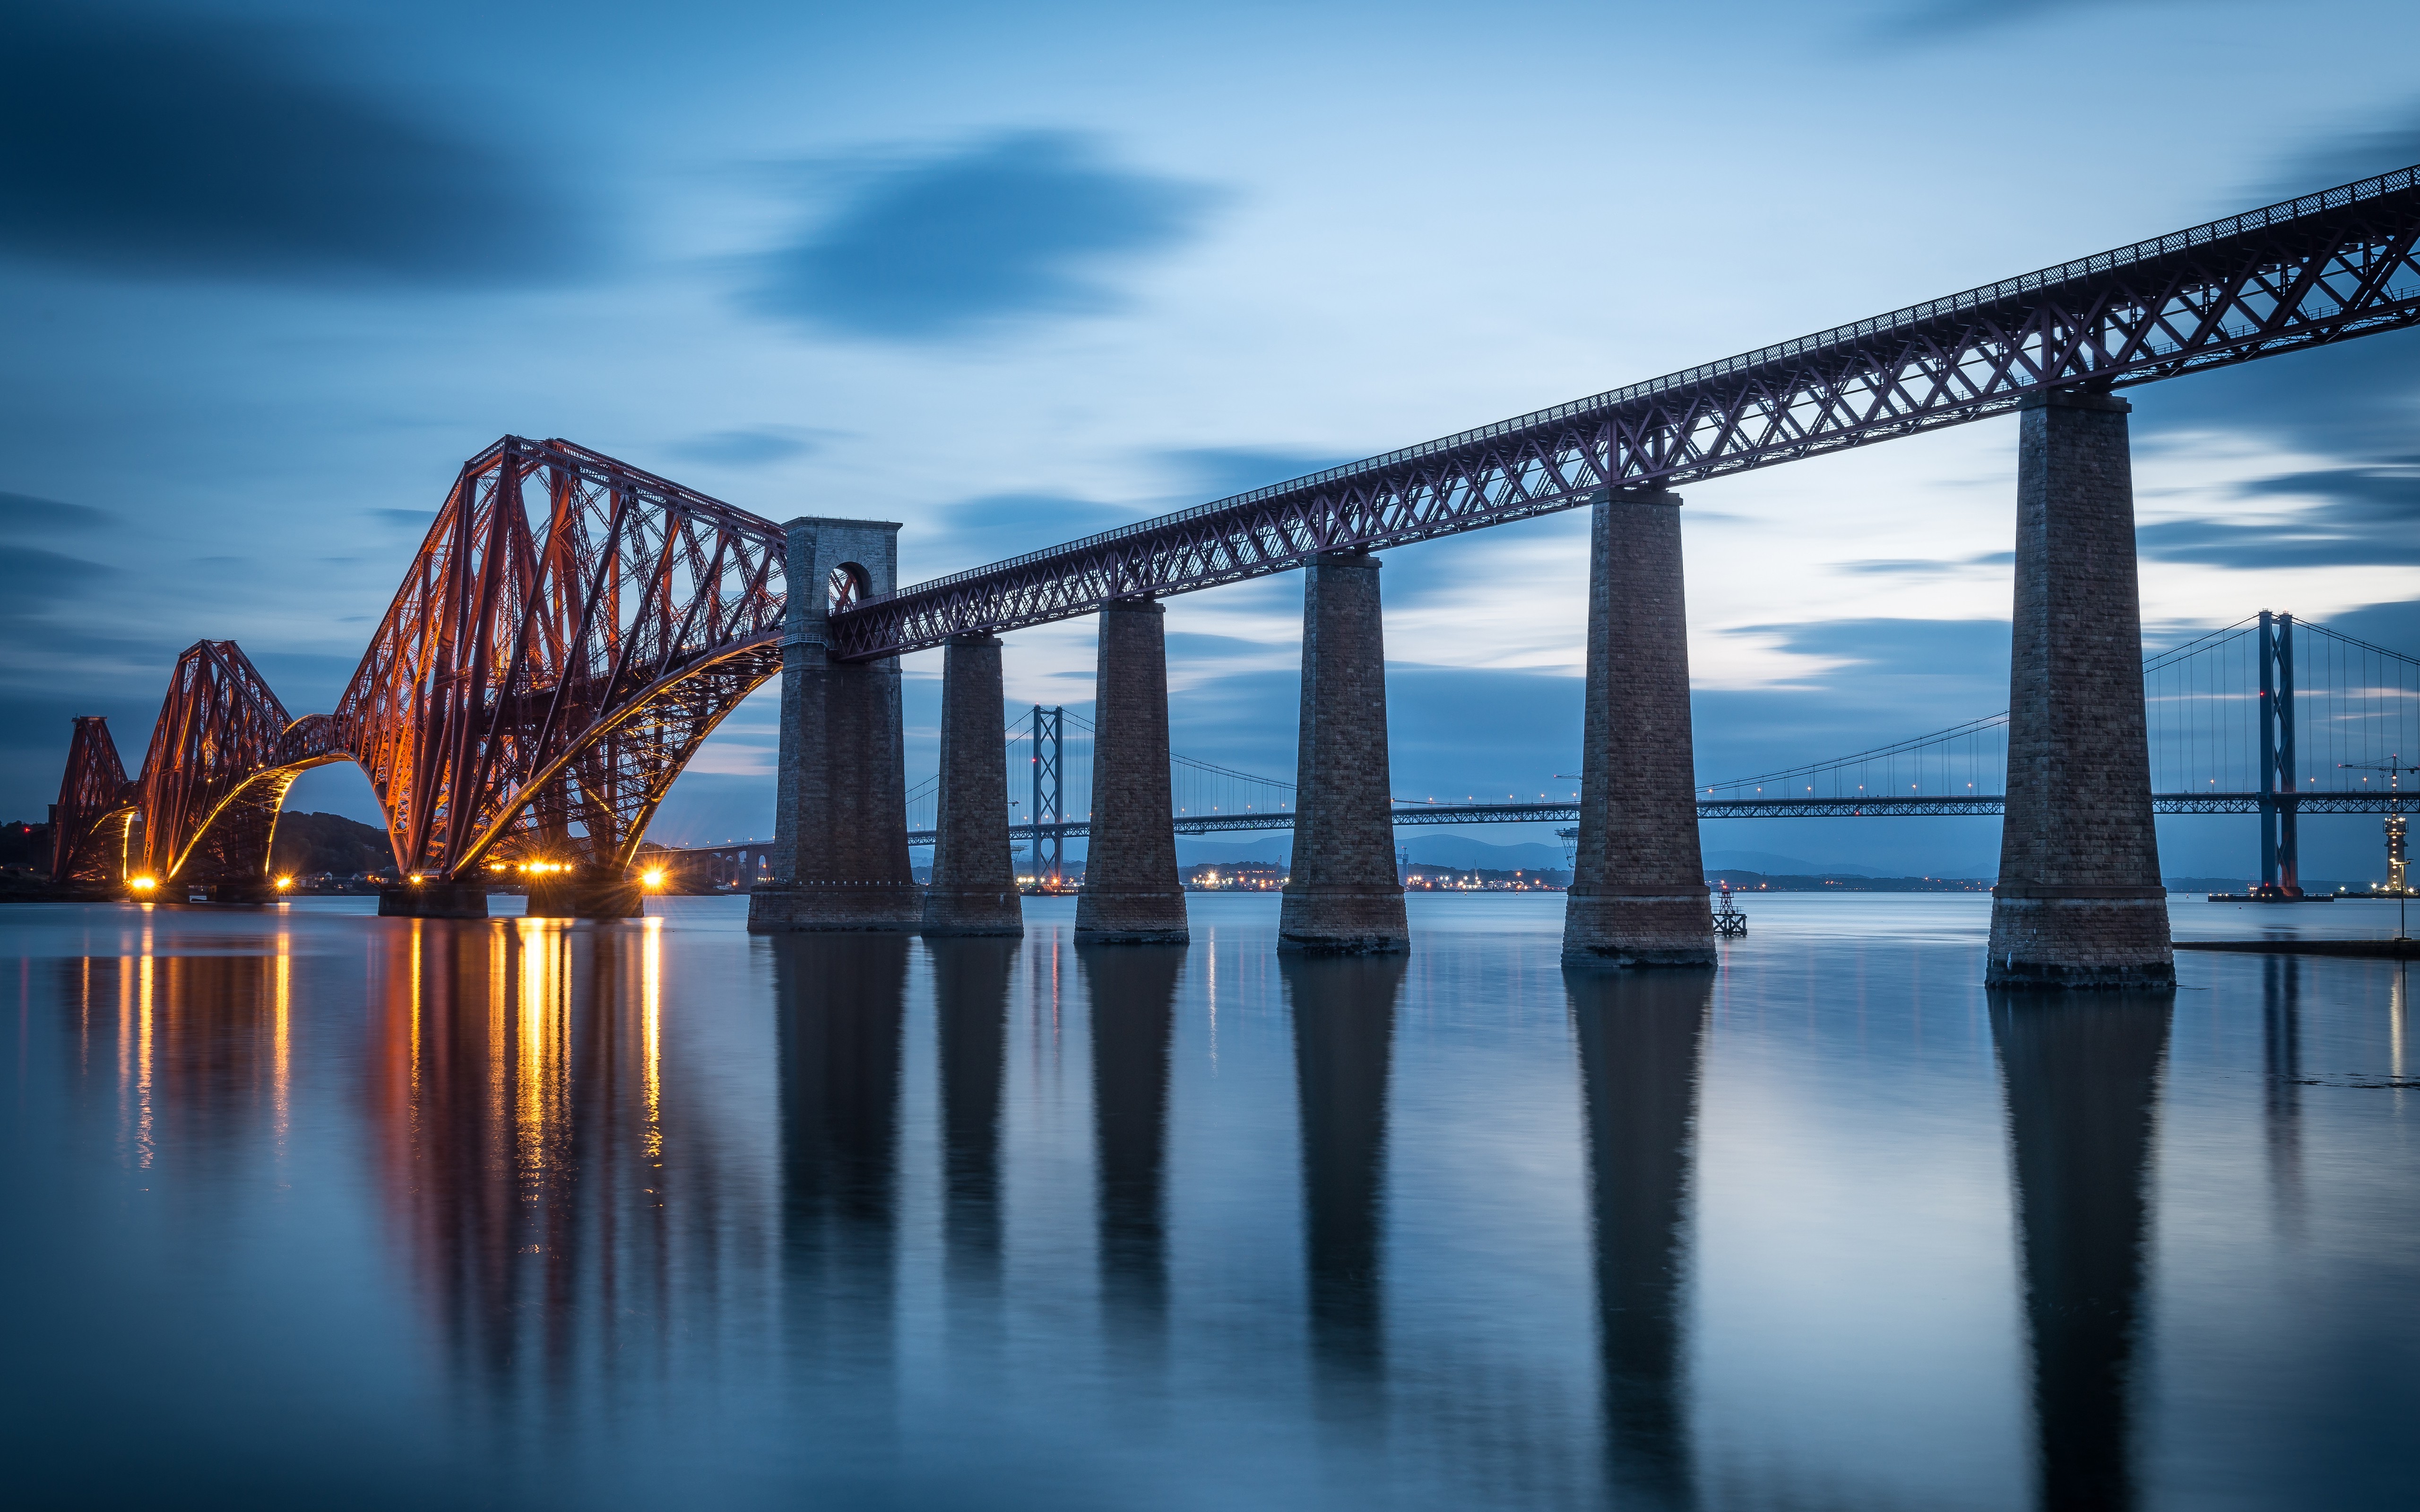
(5, 893), (2414, 1509)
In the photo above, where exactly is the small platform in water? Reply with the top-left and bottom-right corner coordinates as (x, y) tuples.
(2176, 937), (2420, 959)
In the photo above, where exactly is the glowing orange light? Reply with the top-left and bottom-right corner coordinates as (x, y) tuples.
(275, 876), (294, 890)
(130, 876), (157, 892)
(642, 868), (666, 890)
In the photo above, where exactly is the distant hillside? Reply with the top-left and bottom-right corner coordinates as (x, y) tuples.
(272, 811), (393, 877)
(0, 820), (48, 869)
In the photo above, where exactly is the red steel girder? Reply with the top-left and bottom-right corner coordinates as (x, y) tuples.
(74, 438), (788, 889)
(47, 714), (137, 885)
(831, 163), (2420, 661)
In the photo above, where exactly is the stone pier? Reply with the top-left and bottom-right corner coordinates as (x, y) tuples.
(1562, 490), (1715, 967)
(526, 867), (643, 919)
(377, 880), (488, 919)
(923, 633), (1024, 936)
(1987, 391), (2174, 988)
(1072, 598), (1188, 944)
(1279, 551), (1408, 953)
(748, 517), (923, 934)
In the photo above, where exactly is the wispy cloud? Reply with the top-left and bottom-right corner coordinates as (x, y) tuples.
(2139, 464), (2420, 568)
(0, 490), (114, 534)
(666, 427), (830, 467)
(750, 132), (1217, 341)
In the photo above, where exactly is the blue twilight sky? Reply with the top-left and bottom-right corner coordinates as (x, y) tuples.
(7, 0), (2420, 881)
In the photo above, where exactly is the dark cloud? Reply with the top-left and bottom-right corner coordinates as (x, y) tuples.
(0, 490), (114, 534)
(368, 509), (435, 529)
(913, 491), (1142, 579)
(0, 545), (116, 619)
(752, 132), (1215, 340)
(2139, 465), (2420, 568)
(1159, 447), (1357, 500)
(2261, 104), (2420, 198)
(0, 7), (587, 284)
(666, 428), (826, 467)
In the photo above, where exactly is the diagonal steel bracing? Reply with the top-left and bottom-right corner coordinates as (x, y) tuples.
(830, 164), (2420, 661)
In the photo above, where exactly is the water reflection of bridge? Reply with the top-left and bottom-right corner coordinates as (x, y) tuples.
(356, 930), (2203, 1503)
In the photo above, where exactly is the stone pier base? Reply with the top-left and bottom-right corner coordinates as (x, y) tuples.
(378, 881), (489, 919)
(924, 634), (1026, 937)
(1987, 897), (2175, 988)
(1986, 392), (2173, 988)
(1279, 552), (1408, 954)
(747, 516), (924, 935)
(526, 868), (644, 919)
(1563, 491), (1715, 968)
(1074, 598), (1189, 945)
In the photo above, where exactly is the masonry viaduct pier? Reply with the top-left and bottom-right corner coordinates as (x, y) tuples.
(48, 164), (2420, 987)
(737, 164), (2420, 985)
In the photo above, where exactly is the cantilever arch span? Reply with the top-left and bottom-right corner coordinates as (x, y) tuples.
(1987, 391), (2173, 988)
(1562, 490), (1716, 968)
(748, 517), (922, 934)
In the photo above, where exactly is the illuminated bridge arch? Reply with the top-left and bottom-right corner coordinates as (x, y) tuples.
(53, 438), (788, 888)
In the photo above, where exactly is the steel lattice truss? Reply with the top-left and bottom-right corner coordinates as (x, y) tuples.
(331, 438), (787, 877)
(52, 439), (788, 886)
(833, 164), (2420, 661)
(136, 639), (320, 881)
(49, 715), (136, 885)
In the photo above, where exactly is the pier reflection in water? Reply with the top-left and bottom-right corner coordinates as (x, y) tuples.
(1284, 953), (1405, 1411)
(7, 894), (2418, 1510)
(1570, 968), (1705, 1512)
(1990, 992), (2169, 1512)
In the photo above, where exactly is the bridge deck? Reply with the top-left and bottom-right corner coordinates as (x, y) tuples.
(829, 166), (2420, 660)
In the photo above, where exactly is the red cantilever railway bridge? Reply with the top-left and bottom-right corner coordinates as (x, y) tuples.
(49, 164), (2420, 891)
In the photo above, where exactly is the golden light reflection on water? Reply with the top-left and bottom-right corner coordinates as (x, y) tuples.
(134, 929), (154, 1169)
(515, 917), (571, 1179)
(273, 927), (292, 1148)
(642, 918), (663, 1160)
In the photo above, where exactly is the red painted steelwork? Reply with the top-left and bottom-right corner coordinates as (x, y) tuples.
(55, 438), (788, 887)
(48, 715), (136, 885)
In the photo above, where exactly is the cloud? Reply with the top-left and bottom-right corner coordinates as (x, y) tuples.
(368, 509), (436, 529)
(912, 490), (1143, 578)
(1158, 447), (1357, 501)
(751, 132), (1216, 340)
(2138, 465), (2420, 569)
(2261, 102), (2420, 198)
(0, 6), (588, 284)
(1836, 551), (2012, 576)
(2138, 107), (2420, 465)
(0, 545), (115, 619)
(0, 490), (114, 534)
(666, 427), (825, 467)
(1874, 0), (2195, 41)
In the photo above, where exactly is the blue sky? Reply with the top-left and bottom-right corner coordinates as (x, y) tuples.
(7, 0), (2420, 882)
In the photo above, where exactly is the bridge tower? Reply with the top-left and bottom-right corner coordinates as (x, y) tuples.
(1563, 490), (1716, 967)
(1987, 391), (2173, 987)
(749, 517), (923, 933)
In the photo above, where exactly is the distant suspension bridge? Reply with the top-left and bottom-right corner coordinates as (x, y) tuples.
(669, 609), (2420, 891)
